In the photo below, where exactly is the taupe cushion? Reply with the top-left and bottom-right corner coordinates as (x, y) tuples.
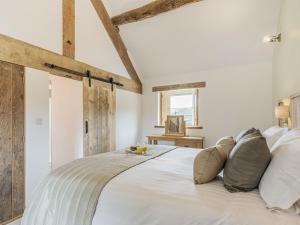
(216, 136), (235, 146)
(240, 129), (262, 140)
(216, 136), (235, 160)
(223, 135), (271, 192)
(216, 143), (235, 161)
(235, 128), (257, 142)
(194, 143), (235, 184)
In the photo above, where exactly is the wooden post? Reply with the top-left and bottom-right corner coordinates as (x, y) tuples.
(63, 0), (75, 58)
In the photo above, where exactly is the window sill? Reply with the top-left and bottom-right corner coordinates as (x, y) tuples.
(154, 125), (203, 130)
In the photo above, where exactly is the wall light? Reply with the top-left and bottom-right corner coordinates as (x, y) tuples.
(275, 105), (290, 127)
(275, 105), (289, 119)
(263, 33), (281, 43)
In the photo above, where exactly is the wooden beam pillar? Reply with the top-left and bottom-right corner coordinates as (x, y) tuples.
(90, 0), (142, 85)
(111, 0), (202, 26)
(63, 0), (75, 58)
(0, 61), (25, 224)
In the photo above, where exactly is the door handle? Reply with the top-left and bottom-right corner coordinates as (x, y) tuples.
(85, 121), (89, 134)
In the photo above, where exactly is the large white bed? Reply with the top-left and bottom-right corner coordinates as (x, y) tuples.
(22, 145), (300, 225)
(92, 147), (300, 225)
(22, 94), (300, 225)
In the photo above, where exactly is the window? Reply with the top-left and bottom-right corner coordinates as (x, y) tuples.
(159, 89), (199, 126)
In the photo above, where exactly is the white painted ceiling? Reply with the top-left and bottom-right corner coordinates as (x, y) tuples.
(104, 0), (281, 78)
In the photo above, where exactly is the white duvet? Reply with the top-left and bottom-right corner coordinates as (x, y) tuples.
(92, 147), (300, 225)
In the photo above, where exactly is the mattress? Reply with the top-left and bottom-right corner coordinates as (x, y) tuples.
(92, 147), (300, 225)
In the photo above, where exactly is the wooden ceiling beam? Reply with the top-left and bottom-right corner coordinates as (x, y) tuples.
(111, 0), (202, 26)
(152, 81), (206, 92)
(63, 0), (75, 58)
(90, 0), (142, 85)
(0, 33), (142, 94)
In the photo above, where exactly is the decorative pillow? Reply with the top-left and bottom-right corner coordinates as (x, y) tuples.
(216, 136), (235, 159)
(216, 143), (235, 161)
(259, 134), (300, 211)
(263, 126), (288, 149)
(194, 143), (234, 184)
(223, 135), (271, 192)
(240, 129), (262, 140)
(235, 128), (257, 142)
(216, 136), (235, 146)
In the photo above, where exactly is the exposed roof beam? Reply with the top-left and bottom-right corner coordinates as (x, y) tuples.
(152, 81), (206, 92)
(111, 0), (202, 26)
(0, 33), (142, 94)
(90, 0), (142, 85)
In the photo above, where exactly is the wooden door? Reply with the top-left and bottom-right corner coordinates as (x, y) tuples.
(83, 78), (116, 156)
(0, 61), (25, 224)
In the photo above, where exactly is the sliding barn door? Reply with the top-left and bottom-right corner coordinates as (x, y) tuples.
(0, 61), (25, 224)
(83, 78), (116, 156)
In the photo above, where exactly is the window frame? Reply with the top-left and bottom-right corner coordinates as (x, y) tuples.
(158, 89), (199, 127)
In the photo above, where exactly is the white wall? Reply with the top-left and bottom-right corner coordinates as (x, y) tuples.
(75, 0), (129, 77)
(142, 63), (273, 147)
(25, 68), (50, 204)
(50, 75), (83, 170)
(116, 89), (142, 149)
(273, 0), (300, 102)
(0, 0), (61, 53)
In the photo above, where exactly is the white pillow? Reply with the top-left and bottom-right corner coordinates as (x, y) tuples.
(271, 128), (300, 151)
(262, 126), (288, 149)
(270, 200), (300, 215)
(259, 132), (300, 211)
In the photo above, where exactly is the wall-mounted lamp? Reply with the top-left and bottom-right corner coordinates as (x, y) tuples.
(275, 105), (289, 119)
(275, 105), (289, 127)
(263, 33), (281, 43)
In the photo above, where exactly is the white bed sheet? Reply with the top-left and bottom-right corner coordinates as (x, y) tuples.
(92, 147), (300, 225)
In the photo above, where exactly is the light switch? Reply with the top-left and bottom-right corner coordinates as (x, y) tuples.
(35, 118), (43, 125)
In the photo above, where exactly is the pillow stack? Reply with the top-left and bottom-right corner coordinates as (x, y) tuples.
(194, 128), (271, 192)
(193, 126), (300, 215)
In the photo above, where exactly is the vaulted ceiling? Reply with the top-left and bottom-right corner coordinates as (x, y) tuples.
(104, 0), (281, 78)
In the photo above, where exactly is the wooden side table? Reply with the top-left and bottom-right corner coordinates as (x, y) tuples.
(147, 135), (204, 149)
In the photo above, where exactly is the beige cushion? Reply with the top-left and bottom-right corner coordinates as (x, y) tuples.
(194, 143), (235, 184)
(216, 137), (235, 159)
(216, 136), (235, 146)
(216, 143), (235, 160)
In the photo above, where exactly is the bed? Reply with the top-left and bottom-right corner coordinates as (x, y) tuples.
(92, 147), (299, 225)
(21, 145), (300, 225)
(92, 94), (300, 225)
(21, 94), (300, 225)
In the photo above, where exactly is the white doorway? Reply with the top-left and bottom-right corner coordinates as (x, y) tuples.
(49, 75), (83, 170)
